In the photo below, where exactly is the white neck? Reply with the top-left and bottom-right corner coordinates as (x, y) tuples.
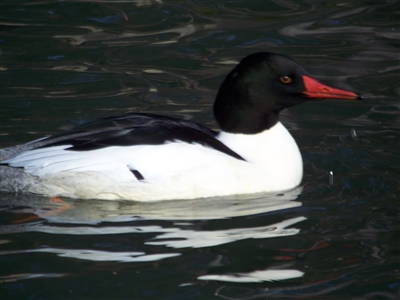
(216, 122), (303, 191)
(217, 122), (301, 163)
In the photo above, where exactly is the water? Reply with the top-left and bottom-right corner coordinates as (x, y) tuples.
(1, 0), (399, 299)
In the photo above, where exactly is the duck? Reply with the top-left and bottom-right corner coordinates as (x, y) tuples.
(0, 52), (363, 201)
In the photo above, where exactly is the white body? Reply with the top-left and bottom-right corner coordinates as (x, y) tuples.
(1, 122), (302, 201)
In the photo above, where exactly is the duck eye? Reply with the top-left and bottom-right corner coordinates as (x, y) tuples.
(280, 76), (292, 84)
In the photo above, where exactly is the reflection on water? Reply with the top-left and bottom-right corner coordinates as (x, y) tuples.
(54, 23), (217, 46)
(146, 216), (306, 248)
(198, 269), (304, 283)
(1, 188), (305, 251)
(2, 247), (179, 263)
(0, 0), (399, 298)
(0, 187), (302, 222)
(1, 189), (306, 286)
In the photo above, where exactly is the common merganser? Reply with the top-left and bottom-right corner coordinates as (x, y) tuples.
(0, 52), (363, 201)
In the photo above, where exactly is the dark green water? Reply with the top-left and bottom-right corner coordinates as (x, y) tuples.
(1, 1), (399, 299)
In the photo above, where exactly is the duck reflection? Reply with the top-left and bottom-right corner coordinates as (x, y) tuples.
(1, 188), (305, 282)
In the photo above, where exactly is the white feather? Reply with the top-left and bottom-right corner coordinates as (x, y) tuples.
(2, 122), (302, 201)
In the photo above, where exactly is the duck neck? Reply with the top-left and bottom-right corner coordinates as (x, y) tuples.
(214, 106), (280, 134)
(217, 122), (298, 163)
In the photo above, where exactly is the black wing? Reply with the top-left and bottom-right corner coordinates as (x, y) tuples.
(38, 113), (245, 161)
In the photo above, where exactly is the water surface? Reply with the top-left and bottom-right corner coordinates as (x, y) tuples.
(1, 1), (399, 299)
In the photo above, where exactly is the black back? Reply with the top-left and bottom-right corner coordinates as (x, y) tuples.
(38, 113), (245, 161)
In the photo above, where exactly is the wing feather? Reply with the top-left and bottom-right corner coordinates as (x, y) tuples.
(37, 113), (245, 160)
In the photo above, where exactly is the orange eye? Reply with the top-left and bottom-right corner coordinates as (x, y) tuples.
(280, 76), (292, 84)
